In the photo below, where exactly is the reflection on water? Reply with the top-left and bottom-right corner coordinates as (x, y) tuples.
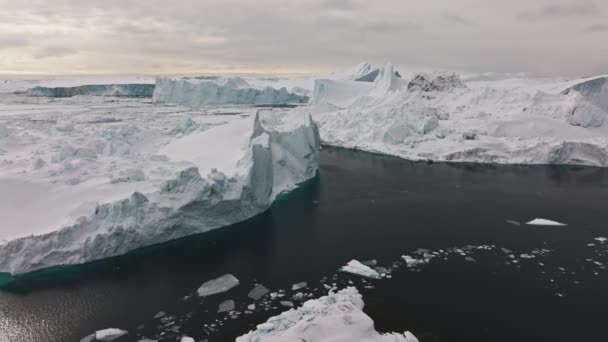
(1, 147), (608, 342)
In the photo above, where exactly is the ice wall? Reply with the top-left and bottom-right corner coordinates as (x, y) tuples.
(153, 77), (309, 106)
(26, 84), (155, 97)
(0, 110), (320, 275)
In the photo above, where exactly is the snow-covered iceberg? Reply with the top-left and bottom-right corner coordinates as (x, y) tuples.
(237, 287), (418, 342)
(153, 76), (309, 106)
(305, 62), (608, 166)
(26, 84), (155, 98)
(0, 109), (320, 275)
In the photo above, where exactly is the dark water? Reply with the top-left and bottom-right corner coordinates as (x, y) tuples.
(2, 147), (608, 342)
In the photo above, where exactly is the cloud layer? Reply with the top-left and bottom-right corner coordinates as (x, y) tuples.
(0, 0), (606, 76)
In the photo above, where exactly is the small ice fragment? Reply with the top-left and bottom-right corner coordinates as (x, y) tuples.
(361, 259), (377, 267)
(501, 248), (513, 254)
(291, 282), (308, 291)
(248, 304), (256, 310)
(506, 220), (521, 226)
(197, 274), (239, 297)
(218, 300), (235, 313)
(525, 218), (566, 226)
(595, 237), (607, 243)
(153, 311), (166, 319)
(402, 255), (426, 268)
(464, 256), (477, 263)
(95, 328), (128, 342)
(340, 260), (381, 279)
(181, 337), (195, 342)
(555, 292), (565, 298)
(280, 301), (294, 307)
(80, 334), (95, 342)
(248, 284), (270, 301)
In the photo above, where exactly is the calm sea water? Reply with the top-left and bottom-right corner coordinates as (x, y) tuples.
(1, 147), (608, 342)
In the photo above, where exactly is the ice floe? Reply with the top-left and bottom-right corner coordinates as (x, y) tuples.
(340, 259), (381, 279)
(526, 218), (567, 226)
(197, 274), (240, 297)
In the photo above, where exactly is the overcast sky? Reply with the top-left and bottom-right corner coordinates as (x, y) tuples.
(0, 0), (607, 76)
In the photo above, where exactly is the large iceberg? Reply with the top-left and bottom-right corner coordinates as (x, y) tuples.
(26, 84), (155, 97)
(153, 76), (309, 106)
(0, 109), (320, 275)
(305, 63), (608, 167)
(237, 287), (418, 342)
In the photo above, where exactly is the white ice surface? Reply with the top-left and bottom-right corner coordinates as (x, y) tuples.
(303, 63), (608, 167)
(0, 90), (319, 274)
(237, 287), (418, 342)
(526, 219), (567, 226)
(340, 259), (381, 279)
(197, 274), (240, 297)
(94, 328), (128, 342)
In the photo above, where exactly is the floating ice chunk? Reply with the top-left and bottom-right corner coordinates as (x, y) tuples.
(402, 255), (427, 268)
(464, 256), (477, 263)
(153, 311), (166, 319)
(80, 334), (95, 342)
(137, 339), (157, 342)
(95, 328), (128, 342)
(595, 237), (607, 243)
(340, 259), (381, 279)
(237, 287), (417, 342)
(197, 274), (239, 297)
(526, 218), (566, 226)
(248, 284), (270, 300)
(180, 336), (195, 342)
(218, 300), (236, 313)
(506, 220), (521, 226)
(280, 301), (294, 307)
(291, 282), (308, 291)
(248, 304), (256, 310)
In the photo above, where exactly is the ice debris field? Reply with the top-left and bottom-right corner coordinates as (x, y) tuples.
(2, 62), (608, 341)
(2, 62), (608, 275)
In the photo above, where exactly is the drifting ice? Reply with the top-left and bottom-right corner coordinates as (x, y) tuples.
(236, 287), (418, 342)
(340, 259), (381, 279)
(197, 274), (240, 297)
(526, 219), (567, 226)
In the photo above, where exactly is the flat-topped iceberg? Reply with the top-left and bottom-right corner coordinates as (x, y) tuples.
(237, 287), (418, 342)
(26, 84), (155, 98)
(153, 76), (309, 106)
(0, 109), (320, 275)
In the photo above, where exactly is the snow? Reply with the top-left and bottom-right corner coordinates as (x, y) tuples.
(153, 76), (309, 106)
(526, 219), (567, 226)
(302, 63), (608, 167)
(236, 287), (418, 342)
(0, 91), (320, 275)
(340, 259), (381, 279)
(197, 274), (240, 297)
(94, 328), (128, 342)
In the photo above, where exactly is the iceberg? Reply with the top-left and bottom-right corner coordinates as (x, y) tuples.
(305, 62), (608, 167)
(26, 84), (155, 98)
(525, 218), (567, 226)
(340, 259), (381, 279)
(153, 76), (309, 106)
(197, 274), (240, 297)
(236, 287), (418, 342)
(0, 109), (320, 275)
(94, 328), (128, 342)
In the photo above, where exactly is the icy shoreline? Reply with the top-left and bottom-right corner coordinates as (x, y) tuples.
(0, 109), (320, 275)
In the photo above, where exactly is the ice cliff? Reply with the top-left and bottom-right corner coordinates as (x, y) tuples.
(26, 84), (155, 97)
(237, 287), (419, 342)
(153, 76), (309, 106)
(0, 110), (320, 275)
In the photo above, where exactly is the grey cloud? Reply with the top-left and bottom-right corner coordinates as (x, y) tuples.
(0, 34), (29, 49)
(442, 13), (474, 26)
(584, 24), (608, 32)
(517, 2), (599, 20)
(33, 46), (77, 59)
